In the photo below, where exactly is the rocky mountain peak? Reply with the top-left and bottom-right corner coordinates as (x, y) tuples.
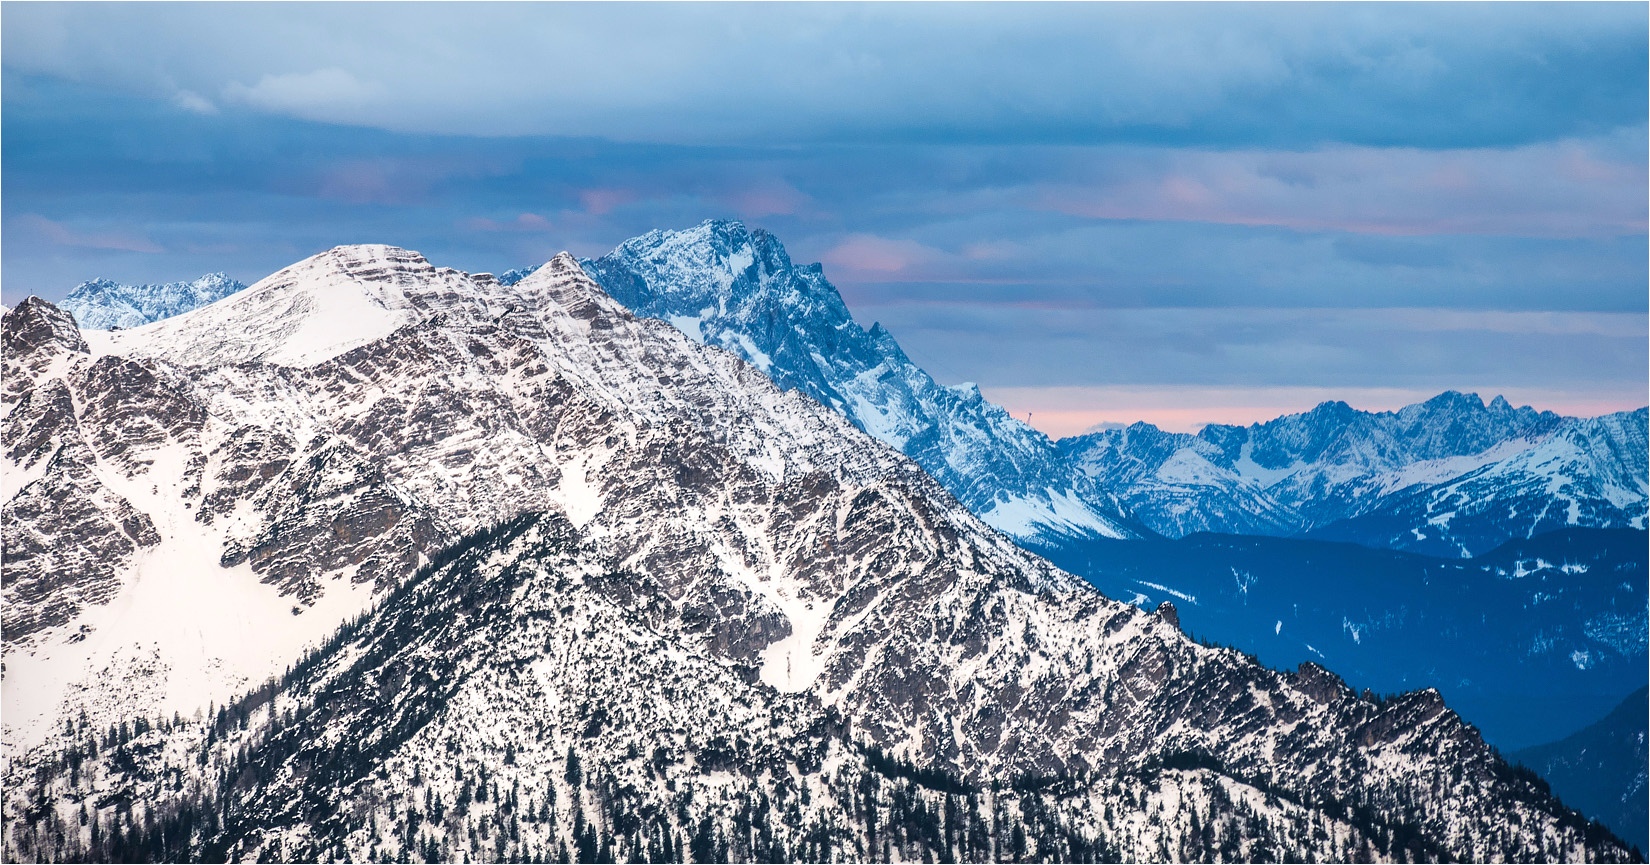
(3, 298), (90, 402)
(3, 297), (89, 361)
(588, 219), (846, 330)
(89, 244), (473, 369)
(4, 239), (1638, 863)
(582, 221), (1139, 544)
(318, 243), (438, 285)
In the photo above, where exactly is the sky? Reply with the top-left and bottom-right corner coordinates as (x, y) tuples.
(3, 2), (1645, 435)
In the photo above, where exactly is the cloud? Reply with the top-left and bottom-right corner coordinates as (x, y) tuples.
(578, 189), (636, 216)
(2, 3), (1643, 146)
(1031, 138), (1648, 239)
(465, 213), (554, 233)
(221, 68), (382, 122)
(722, 182), (810, 219)
(10, 213), (163, 253)
(821, 235), (941, 276)
(171, 90), (216, 114)
(865, 304), (1647, 400)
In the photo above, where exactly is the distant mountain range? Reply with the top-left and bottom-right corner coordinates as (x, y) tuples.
(1067, 398), (1647, 557)
(59, 273), (246, 330)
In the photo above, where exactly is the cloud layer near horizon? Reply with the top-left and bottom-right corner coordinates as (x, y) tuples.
(3, 3), (1644, 429)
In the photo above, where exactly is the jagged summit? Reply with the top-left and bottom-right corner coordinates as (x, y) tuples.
(1064, 390), (1642, 553)
(90, 245), (582, 370)
(62, 271), (247, 330)
(582, 221), (1139, 544)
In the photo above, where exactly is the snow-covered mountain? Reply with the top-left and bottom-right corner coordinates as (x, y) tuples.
(5, 245), (1631, 861)
(1064, 392), (1648, 556)
(58, 272), (247, 330)
(581, 220), (1139, 545)
(577, 223), (1644, 558)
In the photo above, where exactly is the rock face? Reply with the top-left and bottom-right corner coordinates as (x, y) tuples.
(11, 510), (1638, 862)
(59, 273), (247, 330)
(581, 220), (1140, 546)
(2, 244), (1636, 862)
(1064, 393), (1648, 556)
(1, 301), (164, 644)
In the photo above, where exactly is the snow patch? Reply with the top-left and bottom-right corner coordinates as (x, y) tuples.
(729, 332), (773, 373)
(980, 488), (1130, 541)
(3, 442), (377, 750)
(665, 315), (705, 344)
(1137, 580), (1197, 605)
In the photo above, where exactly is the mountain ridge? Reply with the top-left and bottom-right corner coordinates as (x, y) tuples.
(60, 273), (246, 331)
(580, 220), (1143, 547)
(41, 228), (1647, 559)
(3, 243), (1634, 861)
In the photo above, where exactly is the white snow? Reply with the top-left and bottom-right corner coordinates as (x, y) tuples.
(1137, 580), (1197, 604)
(91, 245), (429, 369)
(757, 592), (832, 694)
(1, 455), (51, 503)
(979, 488), (1131, 540)
(1154, 447), (1229, 486)
(548, 452), (607, 529)
(1366, 438), (1537, 496)
(3, 441), (377, 749)
(665, 315), (705, 344)
(729, 332), (773, 373)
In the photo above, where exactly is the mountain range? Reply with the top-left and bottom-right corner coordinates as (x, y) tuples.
(1067, 398), (1647, 558)
(4, 244), (1636, 861)
(59, 273), (247, 331)
(46, 224), (1648, 561)
(582, 221), (1646, 559)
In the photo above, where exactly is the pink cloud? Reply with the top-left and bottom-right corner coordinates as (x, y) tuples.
(315, 160), (408, 206)
(463, 212), (554, 233)
(578, 188), (636, 216)
(821, 234), (939, 276)
(1035, 140), (1648, 238)
(723, 182), (810, 218)
(11, 213), (163, 254)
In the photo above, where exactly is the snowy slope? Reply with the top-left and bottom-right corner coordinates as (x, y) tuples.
(4, 243), (1634, 862)
(581, 220), (1138, 545)
(4, 243), (1051, 751)
(60, 273), (246, 330)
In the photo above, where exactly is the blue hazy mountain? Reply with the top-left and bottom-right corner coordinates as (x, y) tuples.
(581, 219), (1141, 545)
(1064, 397), (1647, 557)
(60, 273), (247, 330)
(1514, 686), (1648, 852)
(1027, 527), (1648, 753)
